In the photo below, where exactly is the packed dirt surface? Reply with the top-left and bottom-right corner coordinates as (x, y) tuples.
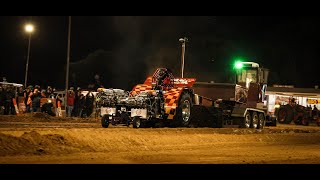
(0, 113), (320, 164)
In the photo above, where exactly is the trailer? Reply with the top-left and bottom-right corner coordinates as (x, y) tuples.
(192, 62), (276, 128)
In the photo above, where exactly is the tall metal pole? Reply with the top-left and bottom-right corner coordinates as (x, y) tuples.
(181, 41), (185, 78)
(179, 37), (187, 78)
(24, 33), (31, 87)
(65, 16), (71, 112)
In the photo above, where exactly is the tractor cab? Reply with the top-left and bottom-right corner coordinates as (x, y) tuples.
(234, 62), (269, 105)
(235, 62), (269, 88)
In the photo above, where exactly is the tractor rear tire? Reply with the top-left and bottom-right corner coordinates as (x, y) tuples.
(173, 93), (192, 127)
(277, 105), (293, 124)
(101, 115), (110, 128)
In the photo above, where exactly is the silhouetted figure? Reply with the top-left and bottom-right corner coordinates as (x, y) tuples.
(31, 89), (41, 112)
(83, 91), (94, 118)
(313, 105), (319, 118)
(73, 89), (82, 117)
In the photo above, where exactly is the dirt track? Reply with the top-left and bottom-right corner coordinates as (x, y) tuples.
(0, 113), (320, 164)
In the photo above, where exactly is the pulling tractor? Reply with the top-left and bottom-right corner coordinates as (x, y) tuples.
(127, 68), (199, 128)
(98, 68), (205, 128)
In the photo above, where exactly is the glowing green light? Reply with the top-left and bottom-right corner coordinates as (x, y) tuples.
(235, 61), (243, 69)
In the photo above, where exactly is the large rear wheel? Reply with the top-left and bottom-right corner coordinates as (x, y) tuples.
(174, 93), (192, 127)
(277, 105), (293, 124)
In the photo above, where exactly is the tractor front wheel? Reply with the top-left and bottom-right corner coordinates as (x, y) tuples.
(133, 116), (142, 128)
(101, 115), (110, 128)
(277, 105), (293, 124)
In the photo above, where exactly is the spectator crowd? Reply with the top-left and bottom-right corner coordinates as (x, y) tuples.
(0, 83), (96, 118)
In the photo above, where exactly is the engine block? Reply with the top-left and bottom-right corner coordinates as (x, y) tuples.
(96, 89), (129, 107)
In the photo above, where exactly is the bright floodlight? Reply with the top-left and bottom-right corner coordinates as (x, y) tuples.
(25, 24), (34, 33)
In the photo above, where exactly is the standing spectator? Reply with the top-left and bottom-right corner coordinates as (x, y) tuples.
(306, 105), (312, 119)
(31, 88), (41, 112)
(83, 91), (94, 117)
(78, 94), (85, 117)
(313, 105), (319, 118)
(24, 86), (33, 113)
(4, 86), (13, 115)
(17, 87), (24, 97)
(48, 88), (55, 99)
(13, 86), (24, 114)
(73, 87), (81, 117)
(66, 87), (75, 117)
(34, 85), (40, 92)
(8, 86), (16, 115)
(46, 86), (53, 98)
(56, 94), (63, 117)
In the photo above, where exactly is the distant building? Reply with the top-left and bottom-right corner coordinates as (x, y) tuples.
(265, 85), (320, 115)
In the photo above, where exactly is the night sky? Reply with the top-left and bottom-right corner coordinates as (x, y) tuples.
(1, 16), (319, 90)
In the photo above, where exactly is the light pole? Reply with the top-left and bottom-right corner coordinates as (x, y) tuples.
(24, 24), (34, 87)
(179, 37), (188, 78)
(65, 16), (71, 113)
